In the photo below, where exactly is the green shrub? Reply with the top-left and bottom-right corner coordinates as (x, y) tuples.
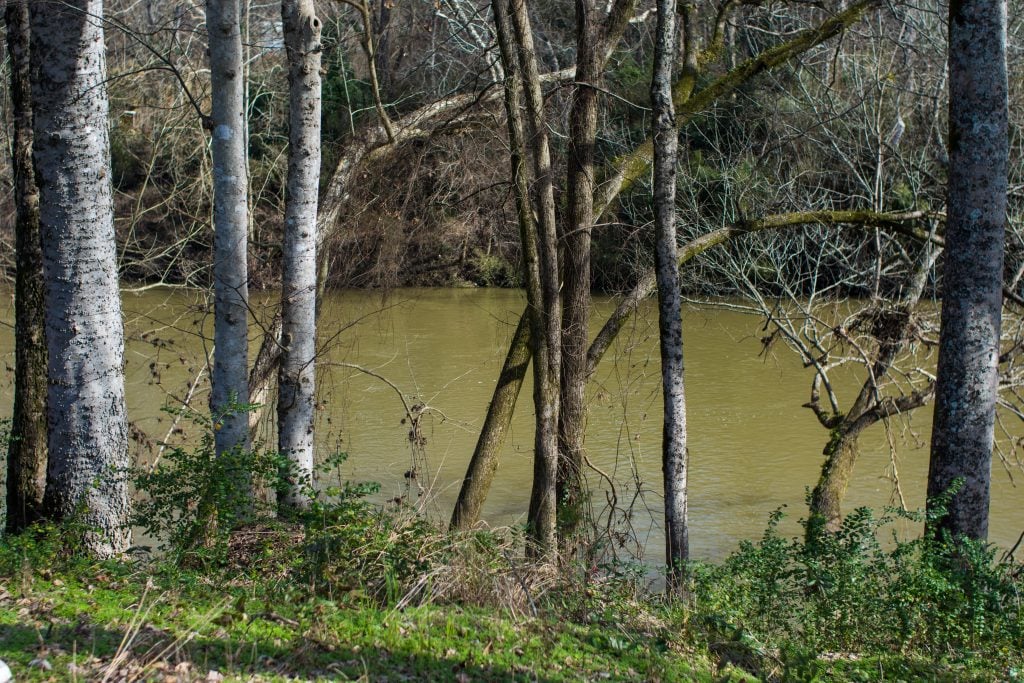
(692, 495), (1024, 672)
(131, 403), (285, 562)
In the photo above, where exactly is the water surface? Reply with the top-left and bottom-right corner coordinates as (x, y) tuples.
(1, 287), (1020, 562)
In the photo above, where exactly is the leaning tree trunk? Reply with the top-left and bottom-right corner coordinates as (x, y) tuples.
(207, 1), (251, 474)
(4, 0), (47, 534)
(448, 0), (883, 532)
(652, 0), (688, 590)
(927, 0), (1008, 541)
(30, 0), (130, 557)
(278, 0), (322, 510)
(809, 238), (940, 536)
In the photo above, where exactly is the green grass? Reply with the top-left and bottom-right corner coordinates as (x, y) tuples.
(2, 499), (1022, 681)
(0, 551), (711, 682)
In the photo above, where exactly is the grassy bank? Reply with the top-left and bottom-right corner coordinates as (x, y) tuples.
(1, 506), (1022, 682)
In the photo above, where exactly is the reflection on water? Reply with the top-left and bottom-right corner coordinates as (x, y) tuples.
(1, 287), (1020, 561)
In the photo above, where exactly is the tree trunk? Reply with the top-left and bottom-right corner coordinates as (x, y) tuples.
(450, 314), (531, 530)
(4, 0), (47, 533)
(207, 1), (252, 473)
(652, 0), (688, 590)
(31, 0), (130, 557)
(507, 0), (562, 558)
(808, 429), (862, 535)
(809, 238), (939, 535)
(278, 0), (322, 510)
(556, 0), (600, 545)
(927, 0), (1007, 541)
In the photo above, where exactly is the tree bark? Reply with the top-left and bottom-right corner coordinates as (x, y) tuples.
(809, 238), (939, 535)
(450, 314), (531, 530)
(278, 0), (322, 510)
(652, 0), (688, 591)
(507, 0), (562, 558)
(927, 0), (1007, 541)
(206, 1), (251, 472)
(31, 0), (130, 557)
(556, 0), (600, 544)
(4, 0), (47, 533)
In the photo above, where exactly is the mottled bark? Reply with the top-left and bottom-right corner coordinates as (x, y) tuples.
(652, 0), (688, 590)
(809, 430), (862, 535)
(278, 0), (322, 510)
(927, 0), (1008, 541)
(556, 0), (603, 544)
(508, 0), (561, 558)
(5, 0), (47, 533)
(31, 0), (130, 557)
(206, 1), (251, 472)
(450, 314), (531, 530)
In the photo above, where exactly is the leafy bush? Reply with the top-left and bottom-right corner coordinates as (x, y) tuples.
(692, 496), (1024, 673)
(301, 473), (441, 605)
(131, 404), (285, 561)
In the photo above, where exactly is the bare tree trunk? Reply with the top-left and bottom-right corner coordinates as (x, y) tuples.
(450, 314), (531, 530)
(4, 0), (47, 533)
(278, 0), (322, 510)
(31, 0), (130, 557)
(927, 0), (1007, 541)
(507, 0), (561, 557)
(652, 0), (688, 591)
(809, 430), (863, 534)
(556, 0), (600, 545)
(207, 1), (251, 474)
(557, 0), (636, 546)
(451, 0), (538, 532)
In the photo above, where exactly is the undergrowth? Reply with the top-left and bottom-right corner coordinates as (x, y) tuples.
(2, 413), (1022, 681)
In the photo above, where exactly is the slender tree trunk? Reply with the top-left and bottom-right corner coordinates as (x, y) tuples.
(278, 0), (322, 510)
(449, 2), (882, 532)
(452, 0), (538, 531)
(927, 0), (1007, 541)
(507, 0), (562, 557)
(450, 314), (531, 530)
(652, 0), (688, 590)
(31, 0), (130, 557)
(556, 0), (600, 544)
(4, 0), (47, 533)
(207, 1), (251, 471)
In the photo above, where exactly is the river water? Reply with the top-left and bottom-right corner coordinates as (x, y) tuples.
(1, 287), (1021, 562)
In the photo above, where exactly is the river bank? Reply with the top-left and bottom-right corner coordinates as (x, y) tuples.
(1, 511), (1020, 682)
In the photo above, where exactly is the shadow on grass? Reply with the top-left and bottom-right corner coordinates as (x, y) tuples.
(0, 621), (557, 681)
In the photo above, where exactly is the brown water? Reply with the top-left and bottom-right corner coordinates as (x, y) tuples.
(1, 287), (1021, 562)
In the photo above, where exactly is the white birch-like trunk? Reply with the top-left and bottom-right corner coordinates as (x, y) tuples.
(927, 0), (1008, 541)
(278, 0), (322, 509)
(30, 0), (129, 557)
(651, 0), (688, 588)
(207, 0), (251, 465)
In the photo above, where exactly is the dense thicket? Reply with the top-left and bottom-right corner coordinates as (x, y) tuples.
(0, 1), (1016, 296)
